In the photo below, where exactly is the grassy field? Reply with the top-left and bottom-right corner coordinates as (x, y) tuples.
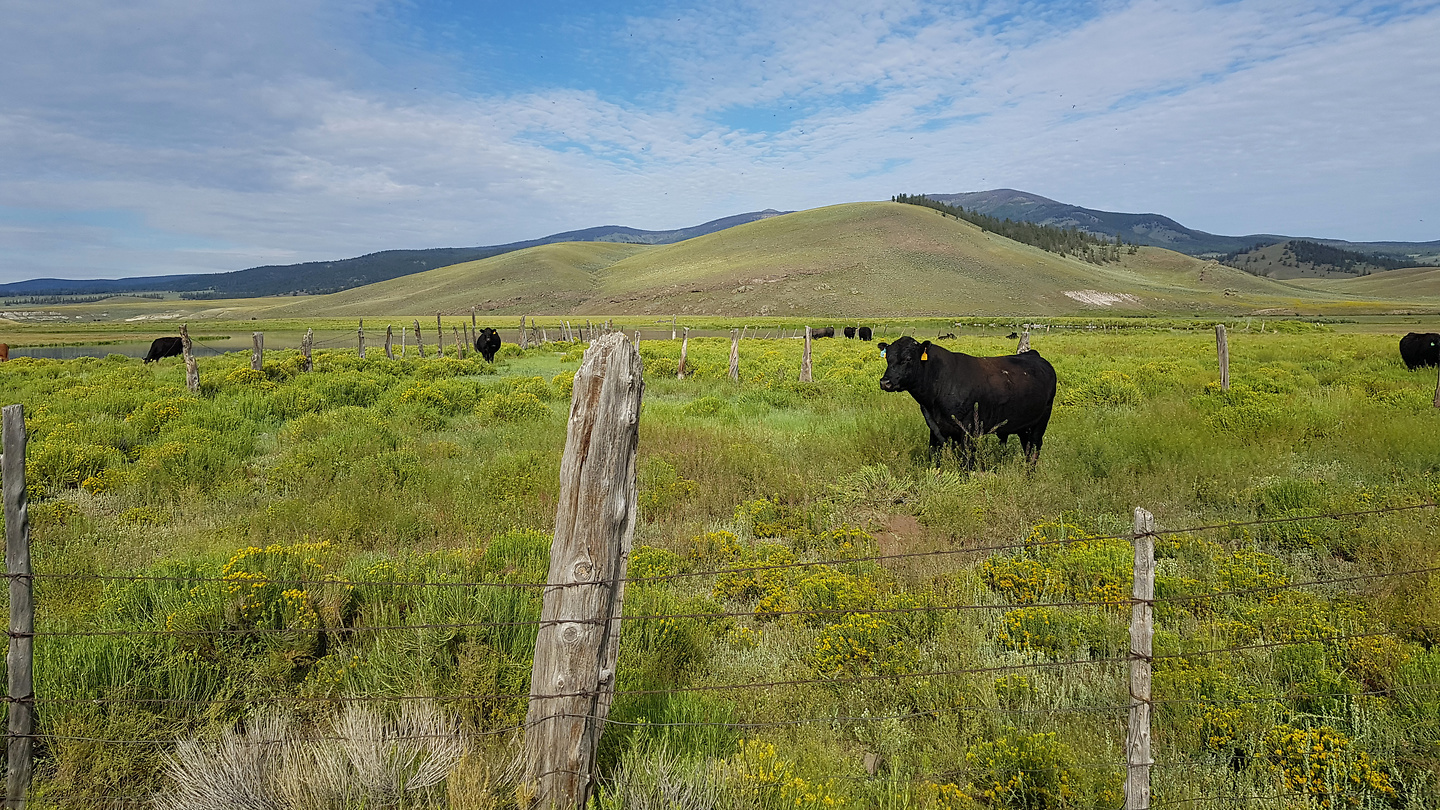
(2, 321), (1440, 808)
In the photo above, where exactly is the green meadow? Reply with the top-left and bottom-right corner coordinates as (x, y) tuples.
(3, 322), (1440, 809)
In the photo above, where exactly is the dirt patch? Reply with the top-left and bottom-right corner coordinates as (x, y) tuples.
(878, 513), (924, 557)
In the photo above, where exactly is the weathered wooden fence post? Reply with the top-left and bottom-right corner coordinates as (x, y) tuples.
(401, 325), (407, 359)
(179, 324), (199, 393)
(1215, 324), (1229, 391)
(358, 319), (366, 359)
(1126, 507), (1155, 810)
(1017, 331), (1030, 353)
(728, 329), (739, 382)
(251, 332), (264, 372)
(413, 319), (426, 358)
(4, 404), (35, 810)
(671, 317), (676, 340)
(436, 314), (444, 358)
(632, 330), (639, 345)
(301, 329), (313, 372)
(384, 326), (394, 360)
(677, 328), (689, 380)
(453, 326), (465, 358)
(471, 306), (477, 331)
(525, 333), (644, 809)
(520, 316), (529, 350)
(799, 326), (813, 382)
(1434, 362), (1440, 408)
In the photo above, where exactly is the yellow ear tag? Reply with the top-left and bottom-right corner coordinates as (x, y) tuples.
(921, 351), (928, 361)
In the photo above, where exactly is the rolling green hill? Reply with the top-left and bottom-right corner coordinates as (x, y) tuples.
(258, 202), (1410, 318)
(7, 203), (1438, 326)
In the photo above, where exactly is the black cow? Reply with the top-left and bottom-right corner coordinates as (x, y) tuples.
(143, 336), (184, 364)
(844, 327), (857, 339)
(810, 327), (835, 339)
(474, 328), (502, 363)
(858, 326), (873, 341)
(877, 336), (1057, 468)
(1399, 332), (1440, 370)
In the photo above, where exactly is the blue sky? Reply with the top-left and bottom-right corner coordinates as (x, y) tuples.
(1, 0), (1437, 282)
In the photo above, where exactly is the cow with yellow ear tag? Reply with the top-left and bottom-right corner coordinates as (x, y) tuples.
(876, 336), (1057, 469)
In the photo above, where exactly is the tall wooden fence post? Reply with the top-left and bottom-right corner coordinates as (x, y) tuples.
(520, 316), (529, 350)
(179, 324), (199, 393)
(436, 314), (444, 358)
(1127, 507), (1156, 810)
(677, 328), (689, 380)
(799, 326), (813, 382)
(525, 334), (644, 809)
(251, 332), (263, 372)
(301, 329), (313, 372)
(384, 326), (394, 360)
(728, 329), (739, 382)
(1215, 324), (1229, 391)
(4, 405), (35, 810)
(413, 319), (426, 358)
(401, 326), (407, 359)
(453, 326), (465, 358)
(1017, 331), (1030, 353)
(358, 319), (366, 359)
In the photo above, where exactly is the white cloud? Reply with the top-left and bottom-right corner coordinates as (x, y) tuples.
(0, 0), (1436, 282)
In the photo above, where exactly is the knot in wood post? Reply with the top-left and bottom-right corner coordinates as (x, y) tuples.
(525, 333), (644, 809)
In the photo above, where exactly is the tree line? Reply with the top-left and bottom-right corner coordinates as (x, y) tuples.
(891, 193), (1135, 264)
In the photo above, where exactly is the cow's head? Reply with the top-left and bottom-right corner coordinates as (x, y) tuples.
(877, 336), (930, 392)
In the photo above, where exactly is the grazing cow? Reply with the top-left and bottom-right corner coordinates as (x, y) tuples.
(877, 336), (1057, 468)
(844, 327), (857, 339)
(0, 343), (8, 362)
(1006, 332), (1019, 339)
(858, 326), (873, 341)
(474, 327), (502, 363)
(1399, 332), (1440, 370)
(810, 327), (835, 339)
(937, 333), (957, 340)
(143, 336), (184, 364)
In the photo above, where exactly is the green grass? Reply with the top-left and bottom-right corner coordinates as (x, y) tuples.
(3, 325), (1440, 808)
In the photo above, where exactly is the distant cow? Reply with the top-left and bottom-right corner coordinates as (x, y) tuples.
(858, 326), (873, 341)
(937, 333), (957, 340)
(877, 336), (1057, 468)
(474, 328), (502, 363)
(0, 343), (8, 362)
(143, 336), (184, 364)
(810, 327), (835, 339)
(844, 327), (857, 339)
(1399, 332), (1440, 370)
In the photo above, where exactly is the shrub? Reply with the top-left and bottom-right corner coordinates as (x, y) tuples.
(484, 391), (550, 422)
(811, 613), (910, 677)
(964, 729), (1077, 809)
(721, 739), (847, 809)
(1264, 724), (1398, 806)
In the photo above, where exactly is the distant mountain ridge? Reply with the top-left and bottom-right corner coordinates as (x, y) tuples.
(925, 189), (1440, 264)
(0, 210), (789, 299)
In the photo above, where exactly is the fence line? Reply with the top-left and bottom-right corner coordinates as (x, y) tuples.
(28, 500), (1437, 596)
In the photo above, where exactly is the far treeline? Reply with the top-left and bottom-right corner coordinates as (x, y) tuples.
(1223, 239), (1417, 275)
(892, 193), (1136, 264)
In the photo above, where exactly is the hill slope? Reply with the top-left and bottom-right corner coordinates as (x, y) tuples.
(257, 202), (1401, 319)
(926, 189), (1440, 264)
(0, 211), (785, 299)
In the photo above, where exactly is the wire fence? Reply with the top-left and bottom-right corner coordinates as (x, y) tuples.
(9, 501), (1439, 808)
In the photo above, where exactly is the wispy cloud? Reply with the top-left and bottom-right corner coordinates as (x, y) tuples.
(1, 0), (1436, 282)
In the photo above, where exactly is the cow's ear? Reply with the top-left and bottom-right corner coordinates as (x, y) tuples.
(921, 340), (931, 361)
(877, 342), (888, 352)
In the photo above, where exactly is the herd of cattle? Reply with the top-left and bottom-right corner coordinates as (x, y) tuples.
(89, 328), (1440, 471)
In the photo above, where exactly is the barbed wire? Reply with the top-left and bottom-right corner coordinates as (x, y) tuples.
(26, 500), (1438, 596)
